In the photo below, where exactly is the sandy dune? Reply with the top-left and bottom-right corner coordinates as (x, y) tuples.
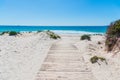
(0, 32), (55, 80)
(0, 33), (120, 80)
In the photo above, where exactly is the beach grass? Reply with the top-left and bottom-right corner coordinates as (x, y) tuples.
(0, 31), (20, 36)
(0, 31), (9, 35)
(46, 30), (61, 39)
(106, 19), (120, 51)
(90, 56), (107, 65)
(81, 34), (91, 41)
(9, 31), (18, 36)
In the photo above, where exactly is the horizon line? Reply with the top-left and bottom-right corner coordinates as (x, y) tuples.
(0, 25), (108, 26)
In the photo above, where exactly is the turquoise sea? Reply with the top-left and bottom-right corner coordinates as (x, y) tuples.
(0, 26), (108, 34)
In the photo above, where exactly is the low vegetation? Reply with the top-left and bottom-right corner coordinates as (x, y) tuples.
(90, 56), (107, 65)
(90, 56), (98, 64)
(81, 34), (91, 41)
(98, 41), (102, 45)
(99, 57), (106, 62)
(46, 30), (61, 39)
(0, 31), (19, 36)
(106, 19), (120, 51)
(0, 31), (9, 35)
(9, 31), (18, 36)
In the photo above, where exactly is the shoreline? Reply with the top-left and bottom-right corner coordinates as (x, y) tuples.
(0, 26), (107, 34)
(0, 30), (106, 35)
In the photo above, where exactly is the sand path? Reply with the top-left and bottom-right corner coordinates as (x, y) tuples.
(35, 36), (97, 80)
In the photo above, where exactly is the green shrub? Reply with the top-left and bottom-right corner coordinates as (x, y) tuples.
(107, 20), (120, 35)
(90, 56), (107, 65)
(50, 34), (57, 39)
(46, 30), (61, 39)
(99, 57), (106, 62)
(90, 56), (98, 64)
(98, 41), (102, 45)
(106, 19), (120, 51)
(0, 31), (9, 35)
(9, 31), (18, 36)
(81, 35), (91, 41)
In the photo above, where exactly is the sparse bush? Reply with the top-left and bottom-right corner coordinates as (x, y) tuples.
(106, 19), (120, 51)
(0, 31), (9, 35)
(107, 20), (120, 36)
(90, 56), (107, 65)
(99, 57), (106, 62)
(9, 31), (18, 36)
(0, 31), (19, 36)
(50, 34), (57, 39)
(98, 41), (102, 45)
(90, 56), (98, 64)
(46, 30), (61, 39)
(81, 35), (91, 41)
(99, 57), (108, 64)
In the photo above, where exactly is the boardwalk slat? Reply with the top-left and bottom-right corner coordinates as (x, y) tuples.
(35, 40), (96, 80)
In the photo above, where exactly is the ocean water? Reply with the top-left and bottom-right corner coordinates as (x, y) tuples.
(0, 26), (108, 34)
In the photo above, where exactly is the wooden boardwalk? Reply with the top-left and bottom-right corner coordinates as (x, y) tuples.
(35, 40), (96, 80)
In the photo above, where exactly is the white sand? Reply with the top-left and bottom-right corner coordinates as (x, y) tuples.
(75, 35), (120, 80)
(0, 32), (55, 80)
(1, 33), (120, 80)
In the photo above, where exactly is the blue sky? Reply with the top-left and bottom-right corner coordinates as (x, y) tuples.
(0, 0), (120, 26)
